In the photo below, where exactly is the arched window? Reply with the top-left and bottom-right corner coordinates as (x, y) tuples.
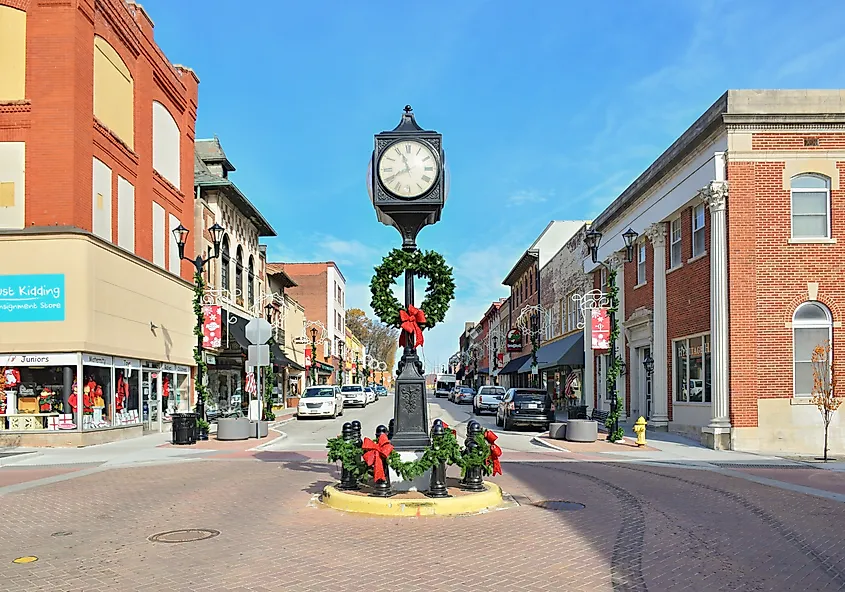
(93, 36), (134, 148)
(235, 246), (244, 302)
(220, 236), (230, 294)
(247, 255), (255, 309)
(152, 101), (181, 187)
(793, 301), (832, 396)
(791, 174), (830, 239)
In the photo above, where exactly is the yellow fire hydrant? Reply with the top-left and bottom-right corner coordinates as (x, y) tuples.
(633, 416), (647, 447)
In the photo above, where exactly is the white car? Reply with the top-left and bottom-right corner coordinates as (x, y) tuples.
(364, 387), (377, 404)
(297, 386), (344, 419)
(341, 384), (368, 407)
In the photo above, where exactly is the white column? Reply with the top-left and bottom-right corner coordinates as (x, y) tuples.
(584, 317), (594, 408)
(647, 223), (669, 427)
(614, 257), (627, 420)
(704, 181), (731, 430)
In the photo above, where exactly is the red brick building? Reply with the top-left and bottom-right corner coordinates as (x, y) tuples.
(586, 90), (845, 454)
(0, 0), (201, 443)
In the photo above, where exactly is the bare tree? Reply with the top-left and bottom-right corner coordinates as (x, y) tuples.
(811, 339), (841, 461)
(346, 308), (398, 370)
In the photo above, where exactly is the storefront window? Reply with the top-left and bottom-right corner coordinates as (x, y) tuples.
(161, 365), (191, 419)
(0, 357), (77, 431)
(81, 358), (113, 430)
(114, 358), (141, 426)
(674, 334), (711, 403)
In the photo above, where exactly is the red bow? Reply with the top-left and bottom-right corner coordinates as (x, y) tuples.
(362, 433), (394, 483)
(398, 305), (427, 349)
(485, 431), (502, 476)
(441, 421), (457, 437)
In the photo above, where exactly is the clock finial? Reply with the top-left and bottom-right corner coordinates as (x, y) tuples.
(404, 105), (413, 114)
(393, 105), (424, 132)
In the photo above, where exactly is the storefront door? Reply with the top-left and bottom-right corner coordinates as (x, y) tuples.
(141, 370), (162, 432)
(638, 347), (652, 420)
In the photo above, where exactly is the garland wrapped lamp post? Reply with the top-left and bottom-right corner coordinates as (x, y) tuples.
(337, 341), (345, 386)
(583, 225), (639, 442)
(172, 222), (226, 425)
(354, 352), (360, 384)
(368, 105), (455, 452)
(309, 327), (318, 387)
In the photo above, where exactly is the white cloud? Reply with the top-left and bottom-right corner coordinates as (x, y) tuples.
(507, 190), (550, 207)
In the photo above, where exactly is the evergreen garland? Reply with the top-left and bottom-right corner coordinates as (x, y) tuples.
(192, 272), (209, 408)
(370, 249), (456, 329)
(605, 268), (625, 442)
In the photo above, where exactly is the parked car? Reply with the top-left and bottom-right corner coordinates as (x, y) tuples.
(448, 386), (460, 403)
(473, 385), (506, 415)
(297, 386), (344, 419)
(454, 386), (476, 405)
(434, 374), (456, 398)
(364, 387), (377, 404)
(340, 384), (368, 407)
(496, 388), (555, 431)
(375, 385), (388, 397)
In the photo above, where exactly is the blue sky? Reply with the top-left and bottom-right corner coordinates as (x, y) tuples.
(144, 0), (845, 370)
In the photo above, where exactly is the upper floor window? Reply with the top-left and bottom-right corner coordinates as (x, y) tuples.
(791, 174), (830, 239)
(235, 246), (244, 301)
(567, 291), (579, 332)
(670, 217), (682, 268)
(93, 36), (134, 148)
(692, 204), (706, 257)
(0, 6), (26, 101)
(221, 236), (230, 293)
(636, 243), (646, 285)
(793, 301), (832, 396)
(152, 102), (181, 187)
(247, 256), (255, 309)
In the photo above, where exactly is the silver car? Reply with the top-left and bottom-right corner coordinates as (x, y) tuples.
(473, 386), (506, 415)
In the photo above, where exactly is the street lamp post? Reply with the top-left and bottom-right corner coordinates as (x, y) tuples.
(337, 342), (345, 386)
(172, 222), (225, 425)
(583, 226), (639, 440)
(354, 352), (360, 385)
(309, 327), (318, 386)
(491, 336), (499, 385)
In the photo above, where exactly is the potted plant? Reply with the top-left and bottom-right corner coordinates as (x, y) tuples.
(196, 418), (210, 441)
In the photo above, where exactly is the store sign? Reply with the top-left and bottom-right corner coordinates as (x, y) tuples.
(305, 347), (312, 369)
(591, 308), (610, 350)
(202, 305), (222, 348)
(162, 363), (190, 374)
(0, 274), (65, 323)
(0, 353), (76, 366)
(114, 357), (141, 370)
(506, 328), (522, 352)
(82, 353), (113, 366)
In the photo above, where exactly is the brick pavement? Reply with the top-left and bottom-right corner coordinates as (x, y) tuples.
(0, 455), (844, 591)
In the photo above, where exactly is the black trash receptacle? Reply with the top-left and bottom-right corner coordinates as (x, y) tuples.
(573, 405), (588, 420)
(172, 412), (197, 445)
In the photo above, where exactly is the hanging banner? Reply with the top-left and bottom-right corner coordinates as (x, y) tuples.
(591, 308), (610, 350)
(305, 347), (312, 369)
(245, 371), (257, 395)
(506, 328), (523, 352)
(202, 305), (222, 348)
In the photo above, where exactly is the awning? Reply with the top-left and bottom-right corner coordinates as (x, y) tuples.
(456, 367), (465, 380)
(518, 333), (585, 373)
(222, 309), (250, 351)
(270, 342), (305, 371)
(500, 354), (531, 374)
(478, 367), (489, 375)
(314, 361), (333, 375)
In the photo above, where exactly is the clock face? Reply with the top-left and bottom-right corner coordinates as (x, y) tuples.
(377, 140), (439, 198)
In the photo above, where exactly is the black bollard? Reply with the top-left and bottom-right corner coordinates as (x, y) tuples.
(426, 419), (450, 498)
(337, 422), (360, 491)
(370, 425), (393, 498)
(351, 420), (363, 447)
(461, 420), (485, 492)
(388, 418), (395, 440)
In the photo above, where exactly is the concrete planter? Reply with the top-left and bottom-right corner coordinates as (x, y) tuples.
(251, 420), (269, 439)
(216, 417), (251, 441)
(565, 419), (598, 443)
(548, 422), (567, 440)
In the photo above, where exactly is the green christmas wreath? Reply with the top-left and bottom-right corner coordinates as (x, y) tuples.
(370, 249), (456, 329)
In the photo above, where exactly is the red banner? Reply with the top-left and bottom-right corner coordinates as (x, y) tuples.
(202, 305), (222, 348)
(305, 347), (312, 369)
(591, 308), (610, 350)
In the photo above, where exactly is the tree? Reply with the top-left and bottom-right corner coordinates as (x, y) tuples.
(811, 339), (841, 462)
(346, 308), (398, 370)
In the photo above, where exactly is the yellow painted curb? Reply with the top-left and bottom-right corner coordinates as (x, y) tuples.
(321, 482), (504, 517)
(12, 556), (37, 564)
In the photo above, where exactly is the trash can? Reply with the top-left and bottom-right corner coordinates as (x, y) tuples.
(172, 412), (197, 445)
(572, 405), (588, 420)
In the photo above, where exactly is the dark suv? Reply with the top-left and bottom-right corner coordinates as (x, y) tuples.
(496, 388), (555, 431)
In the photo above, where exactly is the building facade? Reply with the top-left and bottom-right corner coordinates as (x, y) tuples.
(586, 89), (845, 454)
(0, 0), (199, 445)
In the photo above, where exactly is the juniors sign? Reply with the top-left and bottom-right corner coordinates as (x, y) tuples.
(591, 308), (610, 350)
(0, 274), (65, 323)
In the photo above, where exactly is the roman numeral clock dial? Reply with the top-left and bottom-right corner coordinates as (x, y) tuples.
(378, 140), (439, 198)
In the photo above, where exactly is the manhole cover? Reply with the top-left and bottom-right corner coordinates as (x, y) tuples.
(533, 500), (585, 511)
(51, 531), (72, 537)
(148, 529), (220, 543)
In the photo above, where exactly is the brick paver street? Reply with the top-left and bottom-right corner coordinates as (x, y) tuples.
(1, 451), (844, 592)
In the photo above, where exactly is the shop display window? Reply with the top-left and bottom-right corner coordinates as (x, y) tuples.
(0, 365), (76, 431)
(81, 365), (113, 430)
(114, 368), (141, 426)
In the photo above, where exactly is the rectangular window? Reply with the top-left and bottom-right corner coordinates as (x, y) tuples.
(637, 243), (646, 285)
(674, 334), (711, 403)
(600, 267), (608, 292)
(152, 202), (165, 268)
(168, 214), (181, 275)
(692, 204), (706, 257)
(0, 6), (27, 101)
(567, 291), (578, 332)
(92, 157), (112, 241)
(791, 174), (831, 239)
(117, 176), (135, 253)
(670, 217), (682, 268)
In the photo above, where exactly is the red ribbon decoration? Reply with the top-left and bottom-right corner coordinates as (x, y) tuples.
(485, 430), (503, 476)
(362, 433), (394, 483)
(441, 421), (458, 437)
(398, 305), (427, 349)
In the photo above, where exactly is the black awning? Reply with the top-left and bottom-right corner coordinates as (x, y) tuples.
(455, 367), (465, 380)
(269, 342), (305, 370)
(539, 332), (585, 370)
(500, 354), (531, 374)
(222, 309), (250, 351)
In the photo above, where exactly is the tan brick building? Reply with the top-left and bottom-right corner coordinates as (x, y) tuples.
(0, 0), (199, 444)
(586, 89), (845, 454)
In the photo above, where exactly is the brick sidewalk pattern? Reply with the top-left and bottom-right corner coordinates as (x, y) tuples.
(0, 457), (844, 591)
